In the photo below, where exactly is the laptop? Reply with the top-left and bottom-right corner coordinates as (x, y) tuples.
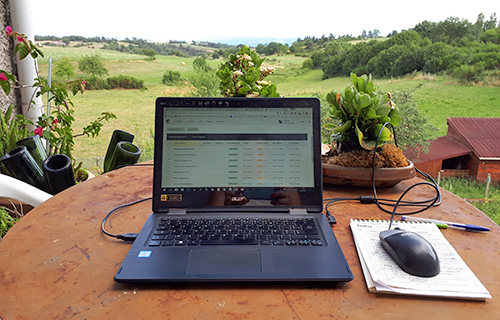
(114, 97), (353, 282)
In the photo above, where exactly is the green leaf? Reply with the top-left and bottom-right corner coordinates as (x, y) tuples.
(357, 76), (366, 92)
(326, 91), (337, 107)
(372, 125), (393, 142)
(0, 80), (10, 95)
(364, 108), (378, 119)
(358, 93), (372, 109)
(390, 114), (402, 127)
(344, 87), (354, 102)
(350, 73), (358, 90)
(333, 120), (352, 133)
(365, 81), (374, 94)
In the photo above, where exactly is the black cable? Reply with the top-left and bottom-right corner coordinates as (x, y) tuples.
(101, 197), (152, 241)
(324, 122), (441, 226)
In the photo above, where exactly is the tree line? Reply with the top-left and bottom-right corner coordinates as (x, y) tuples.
(297, 13), (500, 81)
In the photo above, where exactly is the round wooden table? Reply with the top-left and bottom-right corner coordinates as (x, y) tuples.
(1, 164), (498, 319)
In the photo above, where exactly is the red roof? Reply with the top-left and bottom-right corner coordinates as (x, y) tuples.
(447, 117), (500, 159)
(405, 136), (471, 164)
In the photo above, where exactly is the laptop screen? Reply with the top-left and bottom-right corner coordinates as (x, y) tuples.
(153, 98), (323, 213)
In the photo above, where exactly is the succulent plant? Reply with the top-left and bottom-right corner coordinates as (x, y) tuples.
(325, 73), (401, 150)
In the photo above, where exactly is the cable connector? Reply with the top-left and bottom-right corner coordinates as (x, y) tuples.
(117, 233), (139, 242)
(327, 214), (337, 225)
(359, 196), (375, 204)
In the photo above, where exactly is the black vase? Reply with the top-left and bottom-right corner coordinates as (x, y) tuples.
(42, 154), (76, 195)
(104, 130), (135, 172)
(0, 146), (47, 191)
(106, 141), (141, 172)
(16, 135), (48, 169)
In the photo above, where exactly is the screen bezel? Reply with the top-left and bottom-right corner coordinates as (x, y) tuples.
(152, 97), (323, 213)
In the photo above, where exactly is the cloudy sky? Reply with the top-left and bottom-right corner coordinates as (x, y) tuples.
(27, 0), (498, 44)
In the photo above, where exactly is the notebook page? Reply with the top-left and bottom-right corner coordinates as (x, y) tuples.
(350, 219), (491, 299)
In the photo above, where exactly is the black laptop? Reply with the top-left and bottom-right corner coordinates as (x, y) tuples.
(114, 97), (353, 282)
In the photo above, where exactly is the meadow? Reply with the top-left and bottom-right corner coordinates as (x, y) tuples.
(36, 45), (500, 167)
(31, 44), (500, 224)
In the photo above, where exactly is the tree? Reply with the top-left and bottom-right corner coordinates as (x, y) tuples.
(142, 48), (156, 60)
(78, 54), (108, 77)
(54, 57), (75, 81)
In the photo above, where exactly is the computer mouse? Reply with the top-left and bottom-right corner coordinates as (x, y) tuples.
(379, 228), (440, 277)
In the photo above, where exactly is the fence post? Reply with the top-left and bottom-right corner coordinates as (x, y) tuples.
(485, 173), (491, 199)
(437, 170), (442, 186)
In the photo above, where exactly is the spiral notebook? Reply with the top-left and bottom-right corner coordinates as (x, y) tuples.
(350, 219), (491, 300)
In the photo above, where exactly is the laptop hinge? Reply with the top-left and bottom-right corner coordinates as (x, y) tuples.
(289, 208), (308, 215)
(167, 209), (187, 215)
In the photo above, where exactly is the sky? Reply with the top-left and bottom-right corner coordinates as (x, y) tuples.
(28, 0), (499, 45)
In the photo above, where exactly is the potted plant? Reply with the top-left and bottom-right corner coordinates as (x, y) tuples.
(216, 45), (280, 98)
(322, 73), (415, 187)
(1, 26), (116, 183)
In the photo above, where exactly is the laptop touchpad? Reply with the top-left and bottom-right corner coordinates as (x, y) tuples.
(186, 249), (261, 274)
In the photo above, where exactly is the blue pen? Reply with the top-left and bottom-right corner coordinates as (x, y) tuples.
(401, 216), (490, 232)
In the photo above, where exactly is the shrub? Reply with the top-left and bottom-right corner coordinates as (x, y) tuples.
(162, 70), (182, 84)
(302, 59), (314, 69)
(106, 75), (145, 89)
(453, 64), (484, 83)
(84, 76), (110, 90)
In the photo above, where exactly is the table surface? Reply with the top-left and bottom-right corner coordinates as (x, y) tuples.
(1, 163), (499, 319)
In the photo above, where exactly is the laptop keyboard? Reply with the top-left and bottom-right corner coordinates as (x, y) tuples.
(147, 217), (324, 247)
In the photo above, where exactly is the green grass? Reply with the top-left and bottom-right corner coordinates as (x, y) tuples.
(439, 177), (500, 226)
(377, 78), (500, 138)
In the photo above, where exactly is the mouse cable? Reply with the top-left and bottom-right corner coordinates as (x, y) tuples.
(371, 123), (441, 218)
(101, 197), (153, 241)
(323, 123), (441, 225)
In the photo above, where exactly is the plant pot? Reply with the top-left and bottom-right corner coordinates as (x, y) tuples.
(322, 161), (416, 187)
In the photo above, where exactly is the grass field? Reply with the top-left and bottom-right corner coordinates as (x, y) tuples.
(35, 45), (500, 166)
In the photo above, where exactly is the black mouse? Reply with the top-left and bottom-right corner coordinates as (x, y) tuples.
(379, 228), (440, 277)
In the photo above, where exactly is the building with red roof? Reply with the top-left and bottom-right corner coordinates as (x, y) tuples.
(405, 117), (500, 184)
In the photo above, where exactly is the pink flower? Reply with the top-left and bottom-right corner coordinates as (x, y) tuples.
(0, 73), (7, 82)
(34, 127), (43, 136)
(5, 26), (12, 35)
(17, 35), (25, 42)
(52, 119), (58, 124)
(82, 81), (87, 84)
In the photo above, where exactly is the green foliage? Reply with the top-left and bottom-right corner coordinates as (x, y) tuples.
(142, 48), (156, 60)
(193, 56), (212, 72)
(325, 73), (401, 150)
(54, 57), (75, 81)
(78, 53), (109, 77)
(217, 46), (280, 97)
(0, 105), (33, 173)
(83, 76), (111, 90)
(34, 78), (116, 161)
(453, 64), (484, 83)
(162, 70), (182, 84)
(0, 207), (18, 238)
(189, 69), (220, 97)
(439, 177), (500, 226)
(106, 75), (145, 89)
(481, 27), (500, 44)
(390, 88), (438, 153)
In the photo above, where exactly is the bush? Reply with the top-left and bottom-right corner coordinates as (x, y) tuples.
(84, 76), (110, 90)
(302, 59), (314, 69)
(106, 75), (145, 89)
(162, 70), (182, 84)
(84, 75), (145, 90)
(453, 64), (484, 83)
